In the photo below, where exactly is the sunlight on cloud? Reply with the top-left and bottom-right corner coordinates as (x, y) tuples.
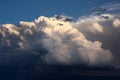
(1, 0), (120, 68)
(113, 19), (120, 28)
(0, 14), (118, 67)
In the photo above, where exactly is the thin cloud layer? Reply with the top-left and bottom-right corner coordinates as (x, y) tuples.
(92, 2), (120, 15)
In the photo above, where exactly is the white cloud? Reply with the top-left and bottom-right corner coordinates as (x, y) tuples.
(0, 15), (115, 67)
(75, 13), (120, 68)
(113, 19), (120, 28)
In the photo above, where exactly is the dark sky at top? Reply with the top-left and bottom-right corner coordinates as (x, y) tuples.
(0, 0), (117, 24)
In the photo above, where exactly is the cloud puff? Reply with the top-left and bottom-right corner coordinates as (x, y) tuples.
(75, 13), (120, 68)
(113, 19), (120, 28)
(0, 14), (115, 67)
(40, 16), (112, 66)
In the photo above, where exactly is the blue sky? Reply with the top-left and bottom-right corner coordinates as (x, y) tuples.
(0, 0), (117, 24)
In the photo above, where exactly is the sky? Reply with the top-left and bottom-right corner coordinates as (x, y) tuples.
(0, 0), (117, 24)
(0, 0), (120, 80)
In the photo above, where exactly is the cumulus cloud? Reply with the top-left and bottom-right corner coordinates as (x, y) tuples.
(1, 1), (120, 68)
(75, 13), (120, 68)
(0, 14), (117, 67)
(40, 16), (112, 66)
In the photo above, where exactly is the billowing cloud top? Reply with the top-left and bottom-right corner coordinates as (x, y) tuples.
(1, 13), (120, 68)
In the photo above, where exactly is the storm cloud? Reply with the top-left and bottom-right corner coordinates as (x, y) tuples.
(1, 13), (119, 68)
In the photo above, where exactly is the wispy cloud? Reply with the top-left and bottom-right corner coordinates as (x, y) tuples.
(92, 2), (120, 14)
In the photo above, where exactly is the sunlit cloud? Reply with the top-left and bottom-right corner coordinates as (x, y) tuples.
(0, 2), (120, 69)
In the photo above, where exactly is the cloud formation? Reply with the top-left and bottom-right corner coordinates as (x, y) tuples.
(1, 14), (119, 68)
(92, 2), (120, 15)
(75, 13), (120, 68)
